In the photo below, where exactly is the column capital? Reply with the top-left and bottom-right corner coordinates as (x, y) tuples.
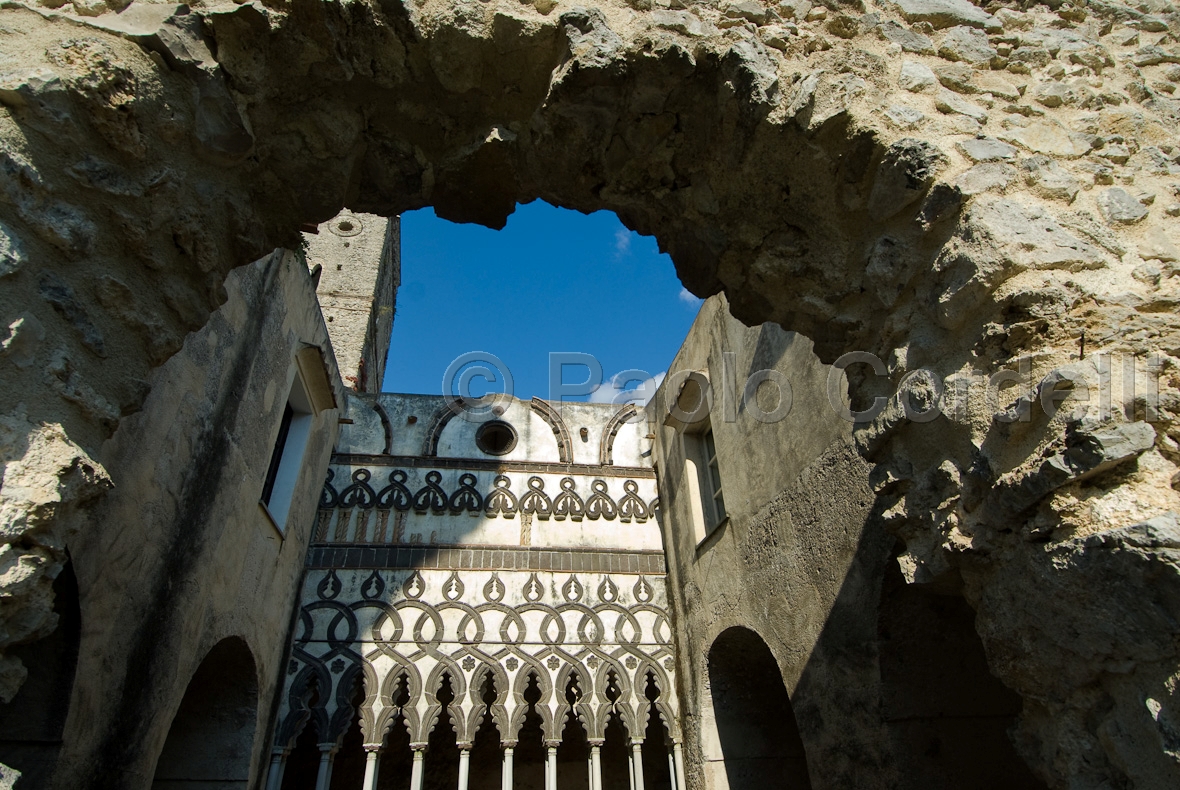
(363, 743), (383, 754)
(271, 747), (291, 758)
(544, 740), (561, 749)
(457, 742), (473, 751)
(588, 739), (605, 748)
(630, 740), (645, 748)
(316, 743), (339, 756)
(410, 742), (429, 753)
(501, 741), (518, 750)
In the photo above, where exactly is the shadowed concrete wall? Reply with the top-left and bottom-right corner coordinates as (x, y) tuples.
(47, 250), (346, 789)
(651, 294), (889, 790)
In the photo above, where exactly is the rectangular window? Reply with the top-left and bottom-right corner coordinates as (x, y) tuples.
(261, 403), (294, 506)
(701, 428), (726, 527)
(685, 422), (727, 546)
(260, 377), (315, 533)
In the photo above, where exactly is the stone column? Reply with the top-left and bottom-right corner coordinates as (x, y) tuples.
(362, 744), (382, 790)
(502, 741), (515, 790)
(589, 740), (604, 790)
(410, 744), (427, 790)
(673, 741), (687, 790)
(631, 742), (646, 790)
(545, 742), (559, 790)
(315, 744), (338, 790)
(457, 744), (471, 790)
(667, 750), (677, 790)
(265, 749), (288, 790)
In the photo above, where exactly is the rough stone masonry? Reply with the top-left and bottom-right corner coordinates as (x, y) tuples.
(3, 0), (1180, 786)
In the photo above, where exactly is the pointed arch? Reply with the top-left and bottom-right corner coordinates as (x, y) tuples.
(421, 399), (463, 456)
(600, 403), (640, 465)
(530, 398), (574, 463)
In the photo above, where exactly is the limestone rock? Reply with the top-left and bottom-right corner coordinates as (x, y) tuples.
(1097, 187), (1149, 224)
(1139, 226), (1179, 261)
(938, 25), (997, 66)
(1021, 156), (1081, 202)
(899, 60), (937, 92)
(935, 88), (988, 123)
(652, 11), (711, 37)
(954, 162), (1016, 195)
(934, 198), (1106, 327)
(957, 136), (1017, 162)
(884, 103), (926, 128)
(998, 120), (1093, 158)
(867, 138), (946, 219)
(877, 20), (935, 54)
(0, 221), (25, 279)
(0, 415), (110, 702)
(934, 62), (975, 93)
(890, 0), (999, 31)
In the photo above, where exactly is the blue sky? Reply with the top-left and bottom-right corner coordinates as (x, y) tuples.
(382, 201), (702, 402)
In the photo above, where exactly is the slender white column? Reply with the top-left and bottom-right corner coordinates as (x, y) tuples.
(631, 743), (646, 790)
(410, 745), (427, 790)
(545, 744), (558, 790)
(265, 749), (288, 790)
(362, 745), (382, 790)
(315, 744), (337, 790)
(587, 753), (594, 790)
(667, 750), (678, 790)
(457, 746), (471, 790)
(628, 748), (636, 790)
(589, 742), (603, 790)
(673, 742), (687, 790)
(502, 744), (515, 790)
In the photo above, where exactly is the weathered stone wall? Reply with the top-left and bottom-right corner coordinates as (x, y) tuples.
(650, 295), (893, 788)
(47, 249), (343, 788)
(1, 0), (1179, 787)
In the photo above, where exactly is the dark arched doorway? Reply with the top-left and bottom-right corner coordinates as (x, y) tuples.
(152, 636), (259, 788)
(877, 557), (1046, 790)
(707, 626), (811, 790)
(0, 562), (81, 787)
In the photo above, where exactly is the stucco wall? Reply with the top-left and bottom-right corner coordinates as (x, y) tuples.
(651, 295), (891, 789)
(48, 250), (344, 789)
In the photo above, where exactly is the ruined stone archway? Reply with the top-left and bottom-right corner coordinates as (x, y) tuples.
(4, 1), (1180, 788)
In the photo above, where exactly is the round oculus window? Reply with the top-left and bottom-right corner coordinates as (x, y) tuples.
(476, 420), (517, 456)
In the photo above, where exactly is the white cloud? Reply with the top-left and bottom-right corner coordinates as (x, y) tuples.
(678, 287), (704, 307)
(589, 370), (666, 407)
(614, 228), (632, 256)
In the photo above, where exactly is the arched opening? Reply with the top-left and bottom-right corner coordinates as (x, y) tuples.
(467, 672), (503, 790)
(280, 690), (323, 790)
(601, 670), (632, 790)
(152, 636), (259, 789)
(707, 626), (811, 790)
(366, 673), (414, 790)
(877, 556), (1046, 790)
(423, 672), (461, 790)
(0, 562), (80, 787)
(640, 671), (673, 790)
(328, 679), (367, 790)
(557, 672), (590, 790)
(511, 671), (548, 788)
